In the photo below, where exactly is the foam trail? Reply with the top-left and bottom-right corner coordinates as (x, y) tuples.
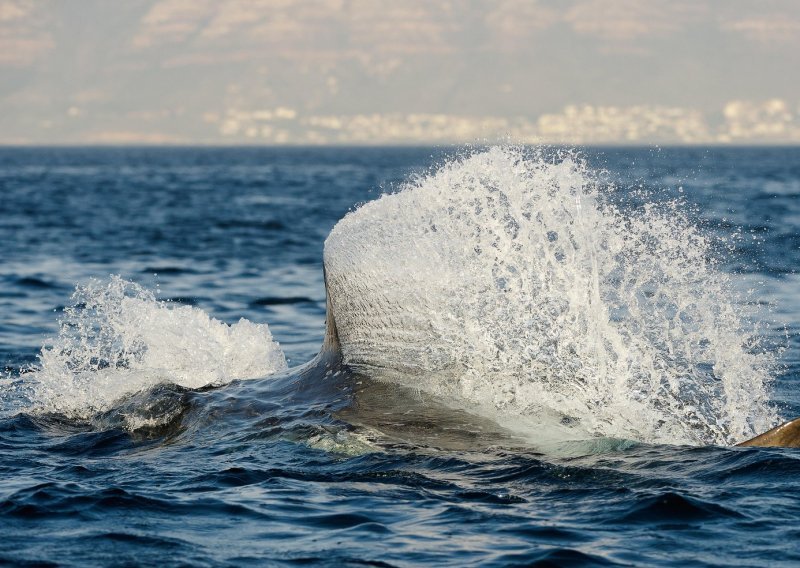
(27, 276), (287, 418)
(324, 146), (778, 446)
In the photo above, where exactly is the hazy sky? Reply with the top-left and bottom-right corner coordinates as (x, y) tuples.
(2, 0), (799, 144)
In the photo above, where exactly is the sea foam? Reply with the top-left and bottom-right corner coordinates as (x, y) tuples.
(324, 146), (777, 445)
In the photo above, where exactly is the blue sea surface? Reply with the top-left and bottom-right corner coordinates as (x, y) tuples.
(1, 146), (800, 566)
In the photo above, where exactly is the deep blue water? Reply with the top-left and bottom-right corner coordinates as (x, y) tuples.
(2, 146), (800, 566)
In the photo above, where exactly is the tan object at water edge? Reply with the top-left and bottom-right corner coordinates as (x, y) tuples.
(738, 418), (800, 448)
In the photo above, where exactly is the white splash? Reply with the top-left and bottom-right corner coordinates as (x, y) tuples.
(324, 146), (778, 446)
(29, 276), (287, 417)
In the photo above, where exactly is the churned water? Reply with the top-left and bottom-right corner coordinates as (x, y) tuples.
(2, 146), (800, 566)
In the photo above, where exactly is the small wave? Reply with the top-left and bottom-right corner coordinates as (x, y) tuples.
(23, 276), (287, 421)
(14, 276), (61, 289)
(616, 491), (744, 524)
(250, 296), (316, 306)
(140, 266), (201, 276)
(497, 548), (618, 567)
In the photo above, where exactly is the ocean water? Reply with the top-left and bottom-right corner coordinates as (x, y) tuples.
(1, 145), (800, 566)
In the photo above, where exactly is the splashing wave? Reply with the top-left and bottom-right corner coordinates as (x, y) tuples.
(324, 146), (777, 445)
(28, 275), (287, 417)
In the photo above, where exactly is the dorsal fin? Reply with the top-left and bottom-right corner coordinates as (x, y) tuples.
(321, 267), (341, 358)
(293, 267), (343, 379)
(737, 418), (800, 448)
